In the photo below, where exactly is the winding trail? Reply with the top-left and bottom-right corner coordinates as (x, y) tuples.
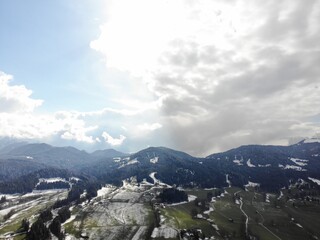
(239, 198), (249, 236)
(233, 189), (283, 240)
(234, 190), (241, 196)
(257, 211), (282, 240)
(259, 223), (282, 240)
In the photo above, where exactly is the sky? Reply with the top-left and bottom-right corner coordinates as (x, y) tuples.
(0, 0), (320, 156)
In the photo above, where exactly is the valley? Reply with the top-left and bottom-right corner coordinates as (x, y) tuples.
(0, 140), (319, 239)
(0, 174), (319, 239)
(2, 0), (319, 238)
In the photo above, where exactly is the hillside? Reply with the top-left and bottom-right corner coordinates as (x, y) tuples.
(0, 142), (319, 193)
(204, 141), (320, 191)
(0, 141), (319, 240)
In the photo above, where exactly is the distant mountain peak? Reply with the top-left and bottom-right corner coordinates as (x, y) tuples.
(91, 149), (128, 159)
(303, 137), (320, 143)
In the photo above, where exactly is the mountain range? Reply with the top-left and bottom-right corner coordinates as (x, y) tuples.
(0, 139), (320, 193)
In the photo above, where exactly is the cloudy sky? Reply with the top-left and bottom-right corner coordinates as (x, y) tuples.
(0, 0), (319, 156)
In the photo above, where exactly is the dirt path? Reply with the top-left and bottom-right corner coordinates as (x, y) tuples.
(239, 198), (249, 236)
(238, 190), (281, 240)
(257, 211), (282, 240)
(234, 190), (247, 231)
(259, 223), (282, 240)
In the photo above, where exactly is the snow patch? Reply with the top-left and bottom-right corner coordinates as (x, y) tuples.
(226, 174), (231, 187)
(167, 201), (188, 206)
(246, 159), (256, 167)
(149, 172), (171, 187)
(149, 172), (159, 185)
(97, 185), (116, 197)
(141, 178), (154, 186)
(233, 155), (244, 165)
(284, 165), (306, 171)
(245, 181), (260, 188)
(233, 159), (243, 165)
(62, 215), (76, 225)
(151, 227), (177, 239)
(150, 156), (159, 164)
(188, 195), (197, 202)
(196, 213), (204, 219)
(258, 164), (271, 167)
(266, 194), (271, 203)
(204, 188), (216, 190)
(118, 158), (139, 168)
(277, 191), (283, 200)
(166, 194), (197, 206)
(35, 178), (69, 187)
(127, 158), (139, 165)
(289, 158), (308, 166)
(69, 177), (80, 182)
(80, 190), (87, 199)
(308, 177), (320, 185)
(279, 164), (306, 171)
(203, 207), (214, 215)
(212, 224), (219, 230)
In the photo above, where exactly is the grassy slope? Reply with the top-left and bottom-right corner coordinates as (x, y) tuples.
(163, 187), (320, 240)
(0, 191), (68, 240)
(208, 186), (320, 240)
(1, 186), (319, 240)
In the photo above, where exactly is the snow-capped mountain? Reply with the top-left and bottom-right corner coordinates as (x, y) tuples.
(0, 141), (320, 194)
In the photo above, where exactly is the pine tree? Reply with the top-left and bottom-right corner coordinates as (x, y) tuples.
(27, 218), (51, 240)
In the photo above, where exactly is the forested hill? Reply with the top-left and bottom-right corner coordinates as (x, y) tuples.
(0, 140), (320, 193)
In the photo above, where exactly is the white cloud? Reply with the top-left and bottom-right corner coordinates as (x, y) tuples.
(0, 70), (164, 151)
(90, 0), (188, 75)
(102, 131), (126, 146)
(0, 113), (60, 139)
(0, 71), (43, 113)
(60, 124), (98, 144)
(138, 123), (162, 131)
(127, 122), (163, 139)
(1, 1), (320, 156)
(77, 97), (163, 117)
(0, 72), (100, 144)
(91, 0), (320, 155)
(0, 111), (99, 144)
